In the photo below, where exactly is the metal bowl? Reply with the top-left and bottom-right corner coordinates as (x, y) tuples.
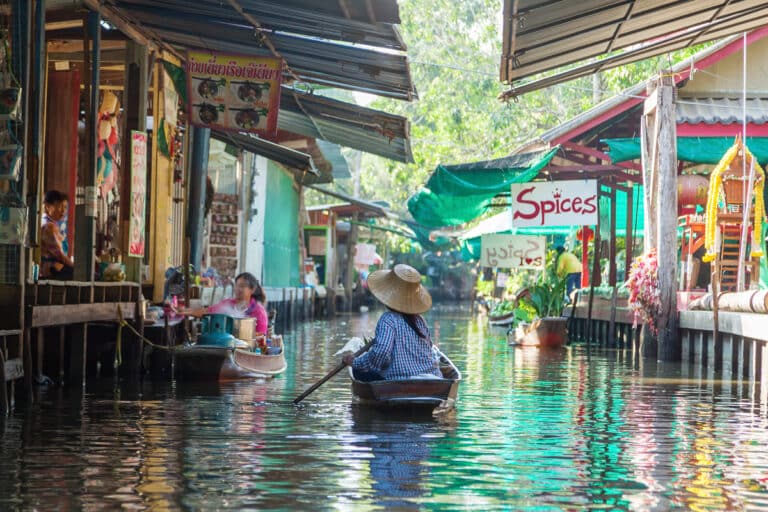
(232, 317), (256, 342)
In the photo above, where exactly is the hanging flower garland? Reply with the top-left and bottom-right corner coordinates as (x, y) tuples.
(626, 248), (661, 335)
(702, 142), (765, 262)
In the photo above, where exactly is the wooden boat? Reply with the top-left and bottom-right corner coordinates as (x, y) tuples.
(175, 336), (286, 381)
(174, 314), (286, 381)
(488, 311), (516, 326)
(348, 349), (461, 413)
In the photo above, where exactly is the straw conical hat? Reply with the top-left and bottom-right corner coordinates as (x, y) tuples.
(366, 264), (432, 314)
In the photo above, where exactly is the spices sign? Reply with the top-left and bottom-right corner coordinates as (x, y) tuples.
(511, 179), (598, 227)
(480, 234), (545, 269)
(186, 50), (282, 135)
(128, 131), (147, 258)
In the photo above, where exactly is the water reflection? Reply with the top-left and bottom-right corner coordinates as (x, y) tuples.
(3, 305), (768, 510)
(346, 407), (454, 509)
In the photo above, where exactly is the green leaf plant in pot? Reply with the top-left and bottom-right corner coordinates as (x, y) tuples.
(527, 269), (568, 319)
(510, 268), (569, 348)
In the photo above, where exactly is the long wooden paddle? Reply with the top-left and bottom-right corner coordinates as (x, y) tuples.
(293, 338), (373, 404)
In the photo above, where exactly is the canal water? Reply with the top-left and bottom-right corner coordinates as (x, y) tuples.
(2, 304), (768, 510)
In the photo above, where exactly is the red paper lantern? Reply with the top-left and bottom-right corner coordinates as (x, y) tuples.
(678, 174), (709, 214)
(576, 226), (594, 242)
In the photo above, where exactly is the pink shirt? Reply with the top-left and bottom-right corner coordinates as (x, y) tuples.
(207, 297), (268, 335)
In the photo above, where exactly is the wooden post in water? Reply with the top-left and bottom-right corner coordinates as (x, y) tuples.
(641, 73), (679, 360)
(344, 213), (359, 311)
(586, 228), (601, 345)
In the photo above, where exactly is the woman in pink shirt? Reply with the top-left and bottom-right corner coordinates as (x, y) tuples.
(184, 272), (268, 337)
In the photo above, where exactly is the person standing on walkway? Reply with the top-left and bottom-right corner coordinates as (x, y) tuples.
(40, 190), (74, 280)
(555, 245), (581, 304)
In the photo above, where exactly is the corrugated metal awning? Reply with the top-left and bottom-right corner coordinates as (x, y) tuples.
(500, 0), (768, 94)
(677, 97), (768, 125)
(514, 34), (751, 145)
(211, 130), (317, 174)
(316, 140), (351, 179)
(278, 87), (413, 163)
(107, 0), (415, 101)
(306, 185), (390, 218)
(107, 0), (404, 50)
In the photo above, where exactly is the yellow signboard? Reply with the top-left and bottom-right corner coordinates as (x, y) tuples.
(186, 50), (282, 135)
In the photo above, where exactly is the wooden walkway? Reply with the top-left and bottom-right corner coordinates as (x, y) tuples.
(569, 293), (768, 387)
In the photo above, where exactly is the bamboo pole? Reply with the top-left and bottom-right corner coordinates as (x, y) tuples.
(737, 153), (755, 291)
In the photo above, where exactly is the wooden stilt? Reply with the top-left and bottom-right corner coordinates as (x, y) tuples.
(59, 326), (66, 385)
(24, 328), (33, 403)
(0, 343), (8, 415)
(36, 327), (44, 382)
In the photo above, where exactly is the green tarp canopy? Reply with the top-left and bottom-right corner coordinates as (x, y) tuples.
(604, 137), (768, 165)
(407, 148), (559, 227)
(459, 185), (646, 261)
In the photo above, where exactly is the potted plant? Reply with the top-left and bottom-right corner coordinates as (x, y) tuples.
(510, 267), (569, 348)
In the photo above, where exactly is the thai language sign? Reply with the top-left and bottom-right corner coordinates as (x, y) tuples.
(186, 50), (282, 135)
(128, 131), (147, 258)
(480, 234), (545, 268)
(510, 179), (598, 227)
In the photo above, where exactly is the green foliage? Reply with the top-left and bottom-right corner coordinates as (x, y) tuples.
(514, 301), (537, 323)
(520, 250), (568, 318)
(490, 299), (515, 316)
(505, 269), (535, 296)
(523, 270), (568, 318)
(475, 275), (494, 296)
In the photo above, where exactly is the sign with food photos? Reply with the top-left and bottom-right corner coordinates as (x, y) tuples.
(186, 49), (282, 135)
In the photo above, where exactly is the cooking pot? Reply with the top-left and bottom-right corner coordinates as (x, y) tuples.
(232, 317), (255, 342)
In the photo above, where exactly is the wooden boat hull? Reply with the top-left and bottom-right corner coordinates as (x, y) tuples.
(349, 351), (461, 412)
(175, 346), (287, 381)
(488, 312), (515, 326)
(508, 317), (568, 348)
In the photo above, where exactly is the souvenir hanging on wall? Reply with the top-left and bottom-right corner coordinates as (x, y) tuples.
(0, 31), (22, 181)
(0, 195), (27, 245)
(96, 90), (121, 197)
(0, 35), (21, 122)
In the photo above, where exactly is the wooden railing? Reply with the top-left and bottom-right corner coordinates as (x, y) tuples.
(25, 280), (141, 327)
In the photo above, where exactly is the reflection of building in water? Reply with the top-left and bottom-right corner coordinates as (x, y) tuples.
(134, 401), (185, 509)
(623, 392), (664, 509)
(673, 401), (754, 511)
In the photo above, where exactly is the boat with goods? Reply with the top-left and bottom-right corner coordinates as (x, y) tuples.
(174, 314), (287, 381)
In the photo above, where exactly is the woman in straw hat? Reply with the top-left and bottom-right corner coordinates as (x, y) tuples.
(342, 264), (441, 381)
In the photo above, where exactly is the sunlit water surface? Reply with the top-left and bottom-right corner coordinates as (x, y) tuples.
(3, 304), (768, 511)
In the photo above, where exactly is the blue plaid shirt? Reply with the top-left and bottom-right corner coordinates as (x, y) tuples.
(352, 311), (441, 380)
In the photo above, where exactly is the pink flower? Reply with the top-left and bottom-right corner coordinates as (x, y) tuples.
(626, 249), (662, 335)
